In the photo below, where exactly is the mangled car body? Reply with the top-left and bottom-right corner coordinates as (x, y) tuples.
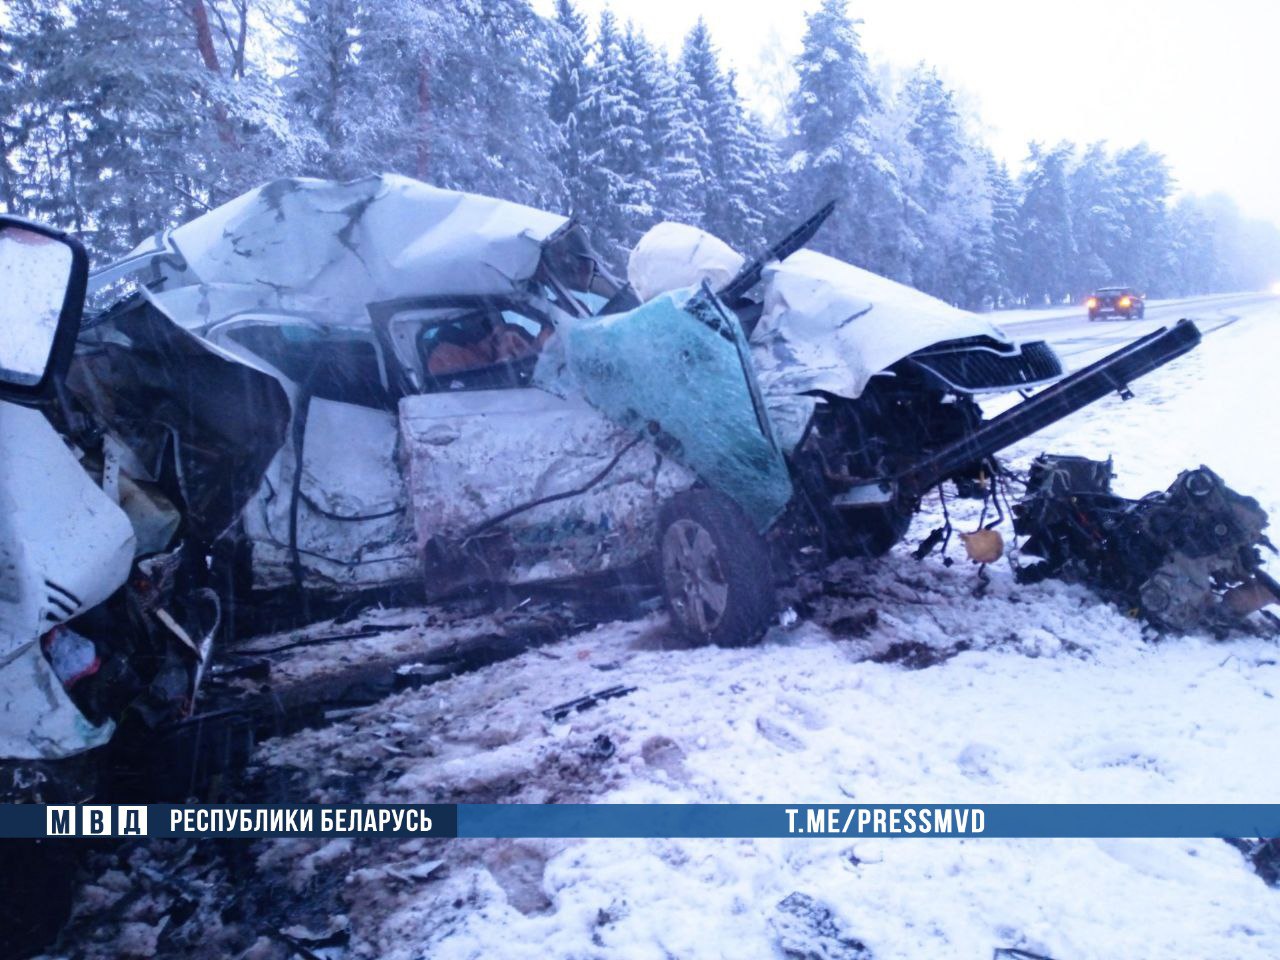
(2, 173), (1275, 831)
(79, 173), (1241, 649)
(628, 217), (1068, 555)
(86, 177), (635, 598)
(0, 215), (266, 797)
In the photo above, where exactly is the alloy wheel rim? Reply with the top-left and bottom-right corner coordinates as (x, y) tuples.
(662, 519), (729, 635)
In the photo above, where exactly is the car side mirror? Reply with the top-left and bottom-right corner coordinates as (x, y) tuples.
(0, 215), (88, 403)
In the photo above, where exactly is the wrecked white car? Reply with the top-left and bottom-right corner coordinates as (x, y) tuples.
(0, 214), (257, 951)
(82, 175), (1202, 648)
(1, 213), (277, 801)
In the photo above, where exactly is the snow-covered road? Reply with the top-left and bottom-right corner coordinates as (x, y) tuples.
(62, 294), (1280, 960)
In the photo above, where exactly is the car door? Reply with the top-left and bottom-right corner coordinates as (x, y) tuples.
(387, 288), (793, 594)
(213, 318), (419, 592)
(385, 300), (698, 593)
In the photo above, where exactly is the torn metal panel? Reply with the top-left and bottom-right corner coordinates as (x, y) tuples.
(750, 250), (1009, 443)
(242, 398), (418, 592)
(98, 175), (571, 332)
(400, 388), (696, 590)
(0, 403), (129, 759)
(626, 223), (1021, 452)
(0, 403), (135, 662)
(68, 300), (291, 543)
(534, 286), (794, 528)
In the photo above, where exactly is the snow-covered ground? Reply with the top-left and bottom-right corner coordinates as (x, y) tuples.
(57, 294), (1280, 960)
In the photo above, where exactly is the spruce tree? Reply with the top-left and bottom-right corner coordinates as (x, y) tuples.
(547, 0), (591, 216)
(577, 10), (653, 256)
(785, 0), (909, 277)
(1016, 140), (1077, 304)
(618, 25), (702, 227)
(1068, 142), (1130, 291)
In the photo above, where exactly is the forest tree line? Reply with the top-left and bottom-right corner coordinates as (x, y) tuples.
(2, 0), (1277, 307)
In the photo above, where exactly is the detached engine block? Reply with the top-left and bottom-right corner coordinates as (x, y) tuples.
(1013, 455), (1278, 633)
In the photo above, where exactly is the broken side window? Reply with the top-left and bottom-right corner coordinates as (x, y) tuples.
(412, 306), (552, 392)
(224, 323), (394, 410)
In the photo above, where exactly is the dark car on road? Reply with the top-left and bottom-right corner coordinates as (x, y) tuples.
(1087, 286), (1145, 320)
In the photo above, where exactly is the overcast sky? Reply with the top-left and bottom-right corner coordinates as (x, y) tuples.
(533, 0), (1280, 227)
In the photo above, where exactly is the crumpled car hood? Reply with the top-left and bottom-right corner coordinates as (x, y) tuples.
(751, 249), (1009, 400)
(627, 224), (1014, 450)
(99, 174), (570, 332)
(627, 223), (1007, 401)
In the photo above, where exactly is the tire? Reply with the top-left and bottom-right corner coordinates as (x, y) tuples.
(657, 489), (775, 647)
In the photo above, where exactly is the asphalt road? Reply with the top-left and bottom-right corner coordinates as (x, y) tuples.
(993, 291), (1278, 368)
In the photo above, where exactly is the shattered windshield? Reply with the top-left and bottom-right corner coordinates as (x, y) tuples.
(534, 285), (793, 528)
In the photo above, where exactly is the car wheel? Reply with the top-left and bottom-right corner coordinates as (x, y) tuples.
(658, 489), (775, 647)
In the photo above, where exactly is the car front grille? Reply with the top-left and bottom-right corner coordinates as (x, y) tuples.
(908, 339), (1064, 393)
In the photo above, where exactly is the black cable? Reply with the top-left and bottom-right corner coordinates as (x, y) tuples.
(461, 434), (646, 542)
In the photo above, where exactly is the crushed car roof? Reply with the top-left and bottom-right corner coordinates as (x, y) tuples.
(92, 175), (571, 330)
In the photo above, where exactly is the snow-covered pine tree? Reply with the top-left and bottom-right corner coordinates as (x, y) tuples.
(618, 25), (703, 228)
(1067, 142), (1129, 292)
(985, 154), (1022, 306)
(898, 65), (995, 306)
(275, 0), (364, 178)
(678, 19), (778, 253)
(547, 0), (591, 216)
(575, 9), (653, 258)
(785, 0), (911, 278)
(1015, 140), (1077, 304)
(1111, 143), (1172, 294)
(1164, 195), (1218, 296)
(3, 0), (291, 256)
(281, 0), (562, 207)
(902, 66), (964, 211)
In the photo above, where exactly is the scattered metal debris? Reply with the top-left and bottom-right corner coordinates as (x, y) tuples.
(234, 624), (414, 657)
(1014, 455), (1278, 633)
(542, 685), (638, 722)
(1226, 837), (1280, 887)
(580, 733), (617, 762)
(870, 639), (971, 670)
(771, 892), (872, 960)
